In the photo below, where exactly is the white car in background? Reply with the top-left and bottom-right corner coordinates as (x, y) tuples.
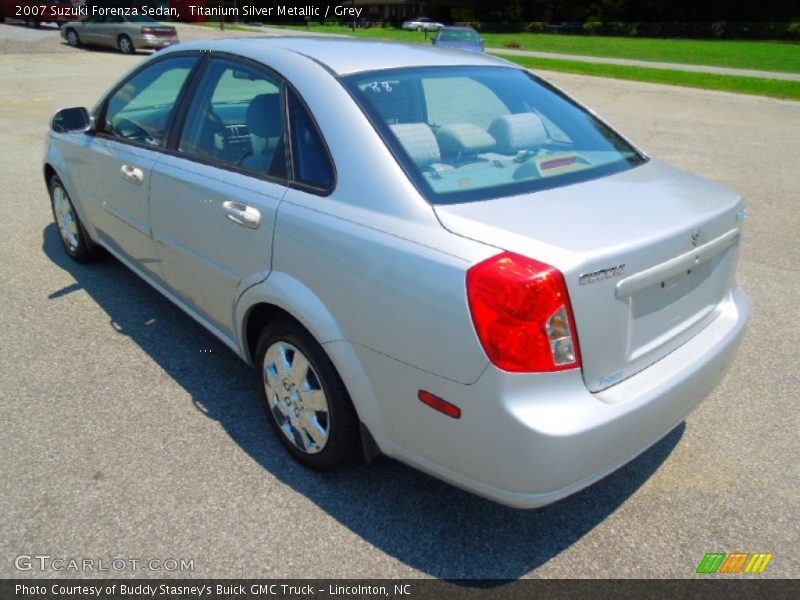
(401, 17), (444, 31)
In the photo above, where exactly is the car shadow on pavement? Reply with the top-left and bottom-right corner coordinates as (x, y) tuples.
(43, 224), (684, 581)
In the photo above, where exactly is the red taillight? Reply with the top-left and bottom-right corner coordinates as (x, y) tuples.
(466, 252), (581, 372)
(141, 27), (155, 35)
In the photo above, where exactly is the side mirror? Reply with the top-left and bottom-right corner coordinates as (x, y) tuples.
(51, 107), (91, 133)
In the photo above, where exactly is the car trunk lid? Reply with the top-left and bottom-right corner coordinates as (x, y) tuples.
(435, 160), (745, 392)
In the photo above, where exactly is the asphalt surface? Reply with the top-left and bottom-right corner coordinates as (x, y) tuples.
(1, 22), (798, 580)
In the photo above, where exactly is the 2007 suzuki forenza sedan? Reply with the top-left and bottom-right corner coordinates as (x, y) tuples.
(45, 38), (750, 508)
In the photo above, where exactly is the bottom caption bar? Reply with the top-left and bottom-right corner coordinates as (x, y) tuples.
(3, 579), (797, 600)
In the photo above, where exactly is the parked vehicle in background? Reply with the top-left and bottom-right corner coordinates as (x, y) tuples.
(401, 16), (443, 32)
(0, 0), (74, 28)
(44, 38), (750, 508)
(431, 26), (484, 52)
(61, 13), (178, 54)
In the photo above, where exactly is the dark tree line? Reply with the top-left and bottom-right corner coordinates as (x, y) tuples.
(433, 0), (800, 38)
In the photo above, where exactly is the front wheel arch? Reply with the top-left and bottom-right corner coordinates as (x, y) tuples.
(44, 163), (57, 189)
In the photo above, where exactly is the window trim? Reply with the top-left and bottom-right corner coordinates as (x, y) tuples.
(94, 50), (206, 152)
(166, 52), (293, 187)
(93, 50), (338, 194)
(284, 86), (337, 197)
(165, 51), (336, 195)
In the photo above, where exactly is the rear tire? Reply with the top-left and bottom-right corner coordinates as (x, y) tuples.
(65, 28), (79, 47)
(117, 34), (134, 54)
(49, 175), (99, 263)
(255, 319), (358, 471)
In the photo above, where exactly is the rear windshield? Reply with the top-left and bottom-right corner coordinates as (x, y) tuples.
(343, 66), (646, 204)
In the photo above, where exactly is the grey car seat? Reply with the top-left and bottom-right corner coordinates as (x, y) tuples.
(240, 93), (283, 173)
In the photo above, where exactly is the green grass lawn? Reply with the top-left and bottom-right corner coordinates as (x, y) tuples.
(272, 24), (800, 74)
(514, 56), (800, 101)
(205, 23), (800, 99)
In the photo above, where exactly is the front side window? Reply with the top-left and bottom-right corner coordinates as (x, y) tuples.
(344, 66), (646, 204)
(178, 59), (287, 179)
(103, 56), (196, 146)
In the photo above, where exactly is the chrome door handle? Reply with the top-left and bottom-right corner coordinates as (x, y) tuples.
(222, 200), (261, 229)
(120, 164), (143, 185)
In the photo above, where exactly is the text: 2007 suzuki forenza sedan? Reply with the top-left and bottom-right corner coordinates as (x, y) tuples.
(45, 38), (750, 508)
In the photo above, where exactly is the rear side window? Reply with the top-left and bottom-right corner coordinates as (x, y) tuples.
(103, 56), (196, 147)
(178, 59), (287, 179)
(288, 90), (334, 191)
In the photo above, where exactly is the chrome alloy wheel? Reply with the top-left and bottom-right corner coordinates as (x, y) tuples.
(263, 341), (330, 454)
(52, 185), (79, 253)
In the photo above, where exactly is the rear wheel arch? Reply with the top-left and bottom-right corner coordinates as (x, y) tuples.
(239, 293), (387, 452)
(243, 300), (383, 463)
(243, 302), (298, 364)
(237, 273), (348, 364)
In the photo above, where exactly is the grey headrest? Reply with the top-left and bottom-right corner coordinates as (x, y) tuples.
(247, 94), (282, 138)
(390, 123), (440, 167)
(488, 113), (547, 154)
(436, 123), (496, 157)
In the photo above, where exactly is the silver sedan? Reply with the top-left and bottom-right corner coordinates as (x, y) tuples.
(44, 38), (750, 508)
(61, 13), (178, 54)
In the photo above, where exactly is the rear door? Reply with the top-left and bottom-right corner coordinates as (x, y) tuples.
(77, 13), (104, 45)
(149, 56), (289, 338)
(88, 53), (198, 281)
(99, 14), (125, 48)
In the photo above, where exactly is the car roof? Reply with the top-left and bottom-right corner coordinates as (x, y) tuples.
(184, 37), (514, 76)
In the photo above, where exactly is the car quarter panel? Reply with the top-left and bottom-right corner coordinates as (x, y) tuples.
(272, 196), (493, 385)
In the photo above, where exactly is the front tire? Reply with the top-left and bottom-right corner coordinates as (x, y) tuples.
(117, 34), (134, 54)
(65, 28), (80, 47)
(256, 319), (358, 471)
(49, 175), (98, 263)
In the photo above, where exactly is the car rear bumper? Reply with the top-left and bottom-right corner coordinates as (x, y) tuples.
(137, 35), (179, 49)
(361, 285), (750, 508)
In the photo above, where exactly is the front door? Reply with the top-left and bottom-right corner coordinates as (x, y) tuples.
(149, 57), (289, 338)
(89, 54), (198, 280)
